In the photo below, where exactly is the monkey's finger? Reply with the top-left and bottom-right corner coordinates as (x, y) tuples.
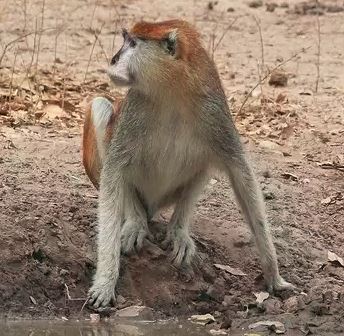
(121, 232), (137, 255)
(183, 242), (196, 265)
(146, 230), (154, 242)
(88, 289), (114, 310)
(135, 230), (148, 251)
(161, 232), (173, 250)
(171, 242), (186, 266)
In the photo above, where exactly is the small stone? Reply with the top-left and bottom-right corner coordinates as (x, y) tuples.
(196, 301), (212, 314)
(220, 314), (233, 329)
(327, 5), (344, 13)
(115, 305), (153, 320)
(190, 313), (215, 325)
(283, 296), (299, 313)
(117, 295), (126, 305)
(29, 296), (37, 305)
(207, 278), (225, 302)
(222, 295), (233, 307)
(59, 269), (69, 276)
(310, 302), (330, 316)
(249, 320), (285, 334)
(259, 140), (283, 154)
(210, 178), (218, 185)
(262, 298), (283, 315)
(90, 313), (100, 323)
(269, 70), (288, 87)
(248, 0), (263, 8)
(209, 329), (227, 335)
(266, 3), (278, 12)
(227, 7), (235, 12)
(262, 170), (271, 178)
(323, 290), (338, 303)
(264, 191), (275, 200)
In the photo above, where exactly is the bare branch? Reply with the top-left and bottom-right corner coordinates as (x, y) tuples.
(253, 15), (265, 71)
(34, 0), (46, 74)
(84, 24), (105, 83)
(0, 32), (35, 66)
(315, 0), (321, 93)
(236, 46), (312, 118)
(213, 17), (239, 54)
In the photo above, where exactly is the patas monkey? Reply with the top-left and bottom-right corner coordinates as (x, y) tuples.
(83, 20), (294, 309)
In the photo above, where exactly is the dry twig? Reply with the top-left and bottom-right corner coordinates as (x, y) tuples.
(253, 15), (265, 71)
(8, 47), (19, 103)
(64, 284), (87, 301)
(211, 17), (239, 59)
(84, 24), (105, 83)
(315, 0), (321, 92)
(0, 32), (36, 66)
(34, 0), (46, 74)
(236, 46), (312, 118)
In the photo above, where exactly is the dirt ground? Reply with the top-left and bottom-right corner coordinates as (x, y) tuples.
(1, 0), (344, 334)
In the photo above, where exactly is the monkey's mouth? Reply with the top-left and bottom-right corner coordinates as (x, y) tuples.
(107, 68), (135, 87)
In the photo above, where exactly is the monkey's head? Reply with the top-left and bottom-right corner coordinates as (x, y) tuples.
(107, 20), (210, 95)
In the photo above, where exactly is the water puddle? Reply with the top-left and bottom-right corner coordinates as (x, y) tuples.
(0, 320), (211, 336)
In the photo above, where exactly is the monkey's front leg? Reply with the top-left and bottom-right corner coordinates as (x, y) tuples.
(88, 172), (125, 309)
(163, 176), (205, 266)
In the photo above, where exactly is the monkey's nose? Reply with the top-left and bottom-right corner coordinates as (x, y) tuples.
(110, 52), (120, 65)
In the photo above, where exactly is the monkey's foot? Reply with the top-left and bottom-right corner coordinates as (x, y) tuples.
(121, 219), (153, 254)
(267, 275), (297, 294)
(162, 229), (196, 267)
(88, 278), (116, 309)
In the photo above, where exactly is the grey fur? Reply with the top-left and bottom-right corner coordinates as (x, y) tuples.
(88, 36), (294, 309)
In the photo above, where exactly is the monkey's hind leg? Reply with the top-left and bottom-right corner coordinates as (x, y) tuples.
(121, 188), (153, 254)
(227, 157), (294, 293)
(162, 174), (206, 267)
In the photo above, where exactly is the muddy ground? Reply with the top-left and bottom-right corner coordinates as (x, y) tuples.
(0, 0), (344, 334)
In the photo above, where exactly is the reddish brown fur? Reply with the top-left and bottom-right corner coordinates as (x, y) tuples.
(131, 20), (203, 63)
(131, 19), (221, 115)
(83, 103), (101, 189)
(83, 20), (218, 188)
(82, 98), (122, 189)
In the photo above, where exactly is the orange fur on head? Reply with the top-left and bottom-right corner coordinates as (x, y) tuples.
(131, 20), (203, 63)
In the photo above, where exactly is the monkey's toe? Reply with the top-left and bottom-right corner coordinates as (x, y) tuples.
(267, 275), (298, 294)
(164, 230), (196, 267)
(88, 281), (116, 309)
(121, 221), (153, 254)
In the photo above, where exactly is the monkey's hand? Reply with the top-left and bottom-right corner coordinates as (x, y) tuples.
(121, 218), (153, 254)
(88, 277), (116, 309)
(162, 228), (196, 267)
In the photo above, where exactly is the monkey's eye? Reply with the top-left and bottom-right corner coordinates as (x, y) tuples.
(129, 39), (137, 48)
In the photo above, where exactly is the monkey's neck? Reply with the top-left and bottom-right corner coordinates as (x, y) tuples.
(128, 87), (195, 115)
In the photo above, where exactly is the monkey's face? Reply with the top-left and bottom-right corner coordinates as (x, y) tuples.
(107, 28), (178, 90)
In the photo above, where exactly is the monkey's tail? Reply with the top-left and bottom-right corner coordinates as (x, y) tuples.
(91, 97), (114, 160)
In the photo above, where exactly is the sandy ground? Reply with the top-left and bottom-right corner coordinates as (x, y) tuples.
(0, 0), (344, 335)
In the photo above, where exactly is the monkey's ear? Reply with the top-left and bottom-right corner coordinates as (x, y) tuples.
(161, 29), (178, 57)
(122, 28), (129, 40)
